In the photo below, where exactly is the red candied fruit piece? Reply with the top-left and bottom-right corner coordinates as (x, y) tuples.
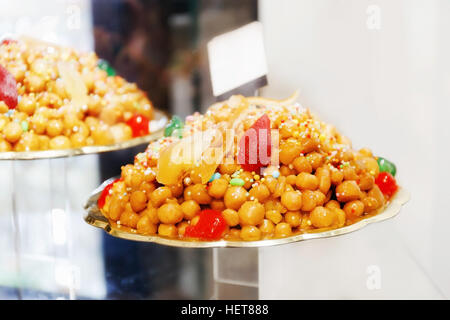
(0, 64), (18, 109)
(237, 113), (272, 173)
(1, 39), (17, 46)
(126, 113), (150, 137)
(375, 172), (398, 197)
(98, 178), (121, 209)
(185, 209), (227, 240)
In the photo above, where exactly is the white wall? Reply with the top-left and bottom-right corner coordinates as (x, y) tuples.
(259, 0), (450, 299)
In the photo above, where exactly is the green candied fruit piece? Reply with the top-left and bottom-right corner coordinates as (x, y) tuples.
(97, 59), (116, 77)
(377, 157), (397, 176)
(164, 115), (184, 138)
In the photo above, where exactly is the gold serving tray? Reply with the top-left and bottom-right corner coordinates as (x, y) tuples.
(0, 110), (168, 160)
(84, 177), (410, 248)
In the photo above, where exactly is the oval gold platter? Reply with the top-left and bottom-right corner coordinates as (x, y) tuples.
(84, 177), (410, 248)
(0, 110), (168, 160)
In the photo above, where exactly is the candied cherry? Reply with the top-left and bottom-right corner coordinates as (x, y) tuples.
(375, 172), (398, 197)
(237, 113), (272, 173)
(0, 64), (18, 109)
(185, 209), (227, 240)
(1, 39), (16, 46)
(127, 113), (150, 137)
(98, 178), (121, 209)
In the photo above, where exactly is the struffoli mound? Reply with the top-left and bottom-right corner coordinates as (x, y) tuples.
(0, 38), (154, 152)
(98, 93), (399, 241)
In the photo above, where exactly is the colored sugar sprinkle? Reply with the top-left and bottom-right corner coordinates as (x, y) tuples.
(21, 120), (28, 132)
(230, 178), (245, 186)
(272, 170), (280, 178)
(208, 172), (221, 182)
(319, 134), (326, 142)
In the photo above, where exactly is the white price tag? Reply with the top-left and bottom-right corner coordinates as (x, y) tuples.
(208, 21), (268, 98)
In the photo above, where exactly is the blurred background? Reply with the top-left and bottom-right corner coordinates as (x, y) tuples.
(0, 0), (449, 299)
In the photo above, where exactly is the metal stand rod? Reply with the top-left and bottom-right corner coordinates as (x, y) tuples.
(212, 247), (259, 299)
(10, 160), (22, 300)
(49, 158), (76, 300)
